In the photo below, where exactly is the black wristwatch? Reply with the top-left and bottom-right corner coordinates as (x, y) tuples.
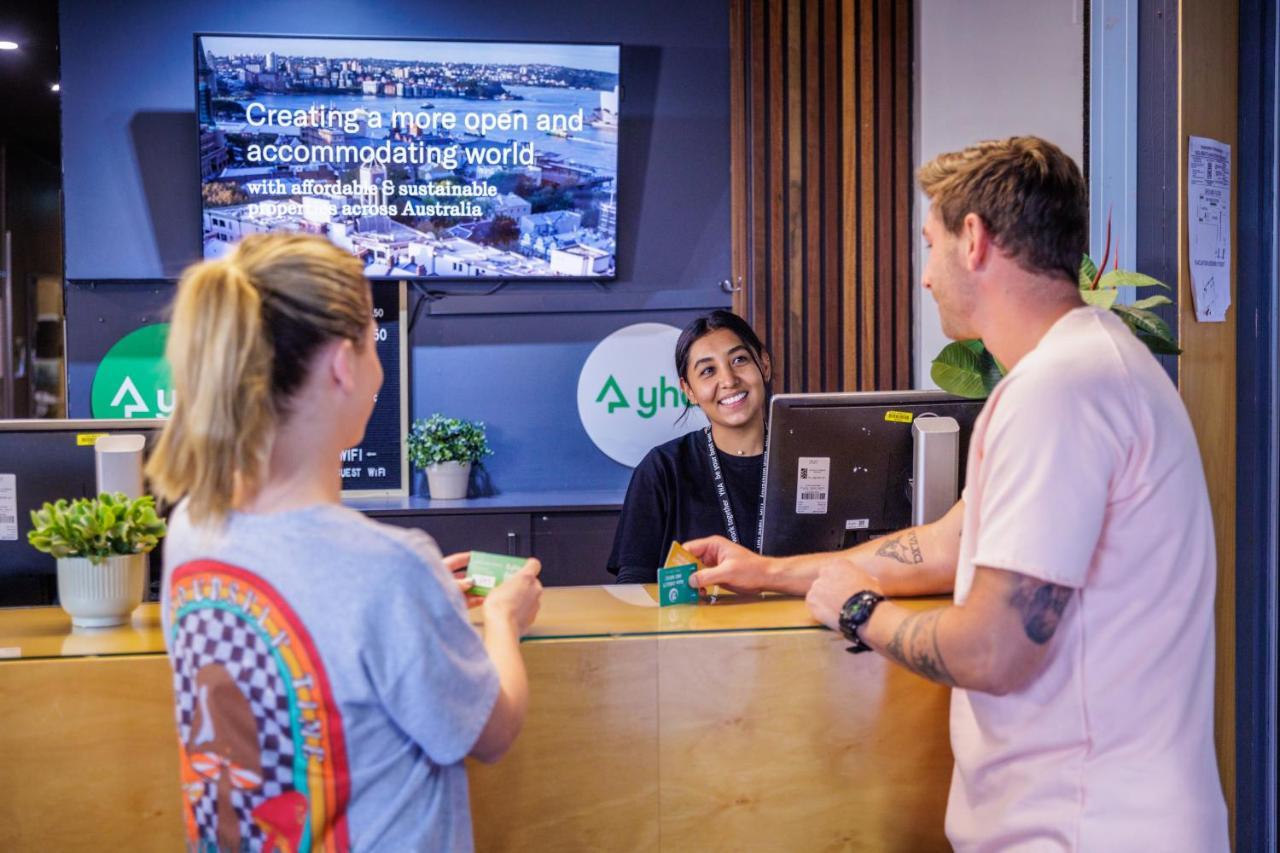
(838, 590), (886, 654)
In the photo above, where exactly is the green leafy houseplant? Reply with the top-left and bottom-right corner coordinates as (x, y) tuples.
(931, 240), (1181, 398)
(407, 414), (493, 468)
(27, 492), (167, 565)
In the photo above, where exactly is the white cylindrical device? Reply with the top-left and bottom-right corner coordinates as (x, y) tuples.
(911, 415), (960, 526)
(94, 433), (147, 498)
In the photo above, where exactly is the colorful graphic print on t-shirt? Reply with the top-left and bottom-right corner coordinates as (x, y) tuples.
(168, 560), (351, 853)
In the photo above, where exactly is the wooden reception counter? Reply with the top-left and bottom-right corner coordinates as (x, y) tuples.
(0, 587), (952, 851)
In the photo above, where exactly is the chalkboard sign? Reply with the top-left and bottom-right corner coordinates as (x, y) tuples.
(341, 281), (408, 497)
(65, 279), (408, 496)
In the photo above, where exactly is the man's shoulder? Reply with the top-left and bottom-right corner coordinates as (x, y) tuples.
(1005, 308), (1150, 401)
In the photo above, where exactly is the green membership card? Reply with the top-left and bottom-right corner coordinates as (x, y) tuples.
(466, 551), (526, 596)
(658, 563), (699, 606)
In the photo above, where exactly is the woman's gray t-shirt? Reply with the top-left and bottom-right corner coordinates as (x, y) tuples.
(161, 501), (498, 852)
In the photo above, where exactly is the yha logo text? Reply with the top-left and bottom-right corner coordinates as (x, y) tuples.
(111, 376), (175, 419)
(595, 375), (690, 419)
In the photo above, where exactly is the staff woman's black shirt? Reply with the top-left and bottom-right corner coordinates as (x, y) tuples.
(607, 430), (764, 583)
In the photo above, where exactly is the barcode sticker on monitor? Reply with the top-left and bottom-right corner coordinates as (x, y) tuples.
(795, 457), (830, 515)
(0, 474), (17, 541)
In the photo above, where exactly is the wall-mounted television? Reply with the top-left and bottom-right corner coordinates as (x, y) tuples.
(196, 34), (620, 280)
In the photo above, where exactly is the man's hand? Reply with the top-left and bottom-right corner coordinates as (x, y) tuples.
(442, 551), (483, 608)
(805, 559), (884, 630)
(683, 535), (777, 594)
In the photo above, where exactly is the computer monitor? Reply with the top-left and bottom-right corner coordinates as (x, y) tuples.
(0, 419), (164, 607)
(760, 391), (985, 557)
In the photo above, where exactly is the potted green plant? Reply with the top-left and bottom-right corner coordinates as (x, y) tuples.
(931, 241), (1181, 398)
(27, 492), (167, 628)
(407, 414), (493, 500)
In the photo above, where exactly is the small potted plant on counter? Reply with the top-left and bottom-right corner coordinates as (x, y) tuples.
(407, 414), (493, 500)
(27, 492), (167, 628)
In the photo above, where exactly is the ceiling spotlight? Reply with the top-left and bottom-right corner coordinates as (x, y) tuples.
(51, 83), (60, 92)
(0, 41), (21, 51)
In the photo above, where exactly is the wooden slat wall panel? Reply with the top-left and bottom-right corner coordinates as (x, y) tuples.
(821, 0), (842, 391)
(840, 0), (859, 390)
(804, 0), (822, 391)
(1177, 0), (1238, 838)
(892, 0), (912, 379)
(856, 0), (876, 389)
(732, 0), (912, 393)
(787, 0), (804, 391)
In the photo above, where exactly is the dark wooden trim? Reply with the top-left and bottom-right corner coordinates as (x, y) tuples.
(729, 0), (747, 320)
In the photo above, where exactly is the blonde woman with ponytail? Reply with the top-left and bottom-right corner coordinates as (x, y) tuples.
(149, 233), (541, 852)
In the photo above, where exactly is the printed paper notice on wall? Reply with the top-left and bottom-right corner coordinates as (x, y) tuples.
(1188, 136), (1232, 322)
(795, 457), (830, 515)
(0, 474), (17, 542)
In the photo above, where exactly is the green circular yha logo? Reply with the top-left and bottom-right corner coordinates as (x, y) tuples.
(91, 323), (174, 419)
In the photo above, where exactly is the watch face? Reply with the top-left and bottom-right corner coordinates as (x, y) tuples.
(841, 592), (882, 635)
(849, 597), (873, 622)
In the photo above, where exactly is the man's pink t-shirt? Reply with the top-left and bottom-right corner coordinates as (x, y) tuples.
(946, 306), (1228, 851)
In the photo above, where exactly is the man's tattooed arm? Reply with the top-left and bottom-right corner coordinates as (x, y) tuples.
(845, 503), (965, 596)
(865, 570), (1074, 693)
(875, 531), (924, 565)
(1007, 576), (1073, 644)
(880, 608), (957, 687)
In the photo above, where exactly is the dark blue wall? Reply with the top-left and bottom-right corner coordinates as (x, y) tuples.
(59, 0), (732, 492)
(1235, 0), (1278, 848)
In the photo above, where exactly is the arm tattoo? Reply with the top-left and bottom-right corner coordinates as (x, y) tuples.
(882, 609), (956, 687)
(875, 531), (923, 565)
(1008, 577), (1073, 645)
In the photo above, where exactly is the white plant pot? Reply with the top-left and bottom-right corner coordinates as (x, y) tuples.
(56, 554), (148, 628)
(426, 461), (472, 500)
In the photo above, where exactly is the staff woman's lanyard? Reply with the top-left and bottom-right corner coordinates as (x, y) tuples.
(702, 426), (767, 553)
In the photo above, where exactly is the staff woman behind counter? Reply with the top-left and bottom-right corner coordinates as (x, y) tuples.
(608, 310), (773, 583)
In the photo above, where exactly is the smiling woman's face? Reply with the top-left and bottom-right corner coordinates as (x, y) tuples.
(679, 328), (770, 432)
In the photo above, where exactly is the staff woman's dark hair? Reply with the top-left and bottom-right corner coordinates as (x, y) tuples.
(674, 309), (768, 380)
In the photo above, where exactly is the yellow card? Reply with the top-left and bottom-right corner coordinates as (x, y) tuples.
(664, 540), (703, 570)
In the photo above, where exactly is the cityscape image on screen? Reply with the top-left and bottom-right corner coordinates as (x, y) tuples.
(197, 35), (620, 279)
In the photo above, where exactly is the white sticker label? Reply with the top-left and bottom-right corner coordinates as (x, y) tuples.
(795, 457), (830, 515)
(0, 474), (17, 541)
(0, 647), (20, 659)
(845, 519), (870, 530)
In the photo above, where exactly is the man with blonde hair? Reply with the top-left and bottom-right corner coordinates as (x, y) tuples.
(687, 136), (1229, 850)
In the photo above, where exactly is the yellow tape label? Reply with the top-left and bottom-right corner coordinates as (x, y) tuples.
(76, 433), (108, 446)
(884, 411), (914, 424)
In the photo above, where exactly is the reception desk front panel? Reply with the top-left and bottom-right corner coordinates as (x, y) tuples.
(0, 588), (951, 851)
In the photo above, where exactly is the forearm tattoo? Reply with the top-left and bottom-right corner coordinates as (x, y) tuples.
(875, 531), (924, 565)
(882, 609), (956, 687)
(1008, 577), (1072, 644)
